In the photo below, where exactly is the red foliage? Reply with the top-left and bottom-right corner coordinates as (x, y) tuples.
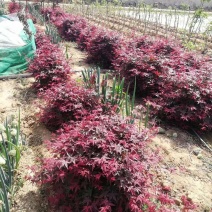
(41, 7), (66, 24)
(113, 38), (163, 96)
(148, 66), (212, 131)
(76, 25), (98, 50)
(181, 196), (197, 211)
(32, 114), (177, 211)
(42, 8), (87, 42)
(28, 33), (70, 91)
(86, 29), (122, 68)
(39, 82), (102, 130)
(8, 2), (21, 13)
(34, 31), (51, 49)
(60, 17), (87, 42)
(28, 10), (200, 211)
(113, 37), (186, 95)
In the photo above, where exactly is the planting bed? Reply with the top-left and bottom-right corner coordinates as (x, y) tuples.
(0, 34), (210, 212)
(40, 6), (212, 132)
(0, 78), (50, 212)
(1, 3), (212, 212)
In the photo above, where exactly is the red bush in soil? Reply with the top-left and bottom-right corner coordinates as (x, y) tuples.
(113, 36), (212, 131)
(148, 66), (212, 131)
(59, 17), (88, 42)
(39, 82), (102, 131)
(76, 25), (98, 51)
(32, 114), (179, 212)
(41, 7), (66, 24)
(117, 36), (209, 96)
(28, 33), (70, 91)
(86, 29), (122, 68)
(34, 32), (51, 49)
(113, 39), (163, 96)
(113, 37), (183, 96)
(8, 2), (21, 13)
(41, 8), (87, 42)
(131, 36), (179, 56)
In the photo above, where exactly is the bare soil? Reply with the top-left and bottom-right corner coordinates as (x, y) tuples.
(0, 42), (211, 212)
(152, 129), (212, 211)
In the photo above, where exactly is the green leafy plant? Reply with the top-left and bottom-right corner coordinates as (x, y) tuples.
(45, 24), (61, 44)
(81, 67), (100, 90)
(27, 3), (45, 24)
(125, 78), (136, 123)
(82, 68), (136, 120)
(100, 73), (126, 114)
(183, 40), (196, 50)
(0, 111), (25, 212)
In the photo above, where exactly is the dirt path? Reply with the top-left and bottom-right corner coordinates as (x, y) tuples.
(152, 128), (212, 211)
(1, 41), (211, 212)
(0, 78), (50, 212)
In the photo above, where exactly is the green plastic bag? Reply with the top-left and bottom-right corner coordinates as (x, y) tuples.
(0, 18), (36, 76)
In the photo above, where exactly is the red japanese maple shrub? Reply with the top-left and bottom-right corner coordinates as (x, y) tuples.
(113, 36), (187, 96)
(8, 2), (21, 13)
(42, 8), (87, 42)
(128, 36), (182, 59)
(181, 196), (197, 211)
(132, 36), (153, 50)
(76, 25), (98, 51)
(34, 32), (51, 49)
(28, 33), (70, 90)
(150, 39), (180, 56)
(113, 40), (163, 96)
(39, 82), (102, 131)
(60, 17), (87, 41)
(148, 66), (212, 131)
(86, 29), (122, 68)
(32, 114), (176, 211)
(41, 7), (66, 24)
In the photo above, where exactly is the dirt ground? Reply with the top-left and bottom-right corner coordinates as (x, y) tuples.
(0, 42), (211, 212)
(152, 131), (212, 211)
(0, 77), (51, 212)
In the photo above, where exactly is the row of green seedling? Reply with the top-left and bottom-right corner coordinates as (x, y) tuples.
(27, 3), (61, 44)
(45, 24), (61, 44)
(0, 111), (25, 212)
(27, 3), (45, 25)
